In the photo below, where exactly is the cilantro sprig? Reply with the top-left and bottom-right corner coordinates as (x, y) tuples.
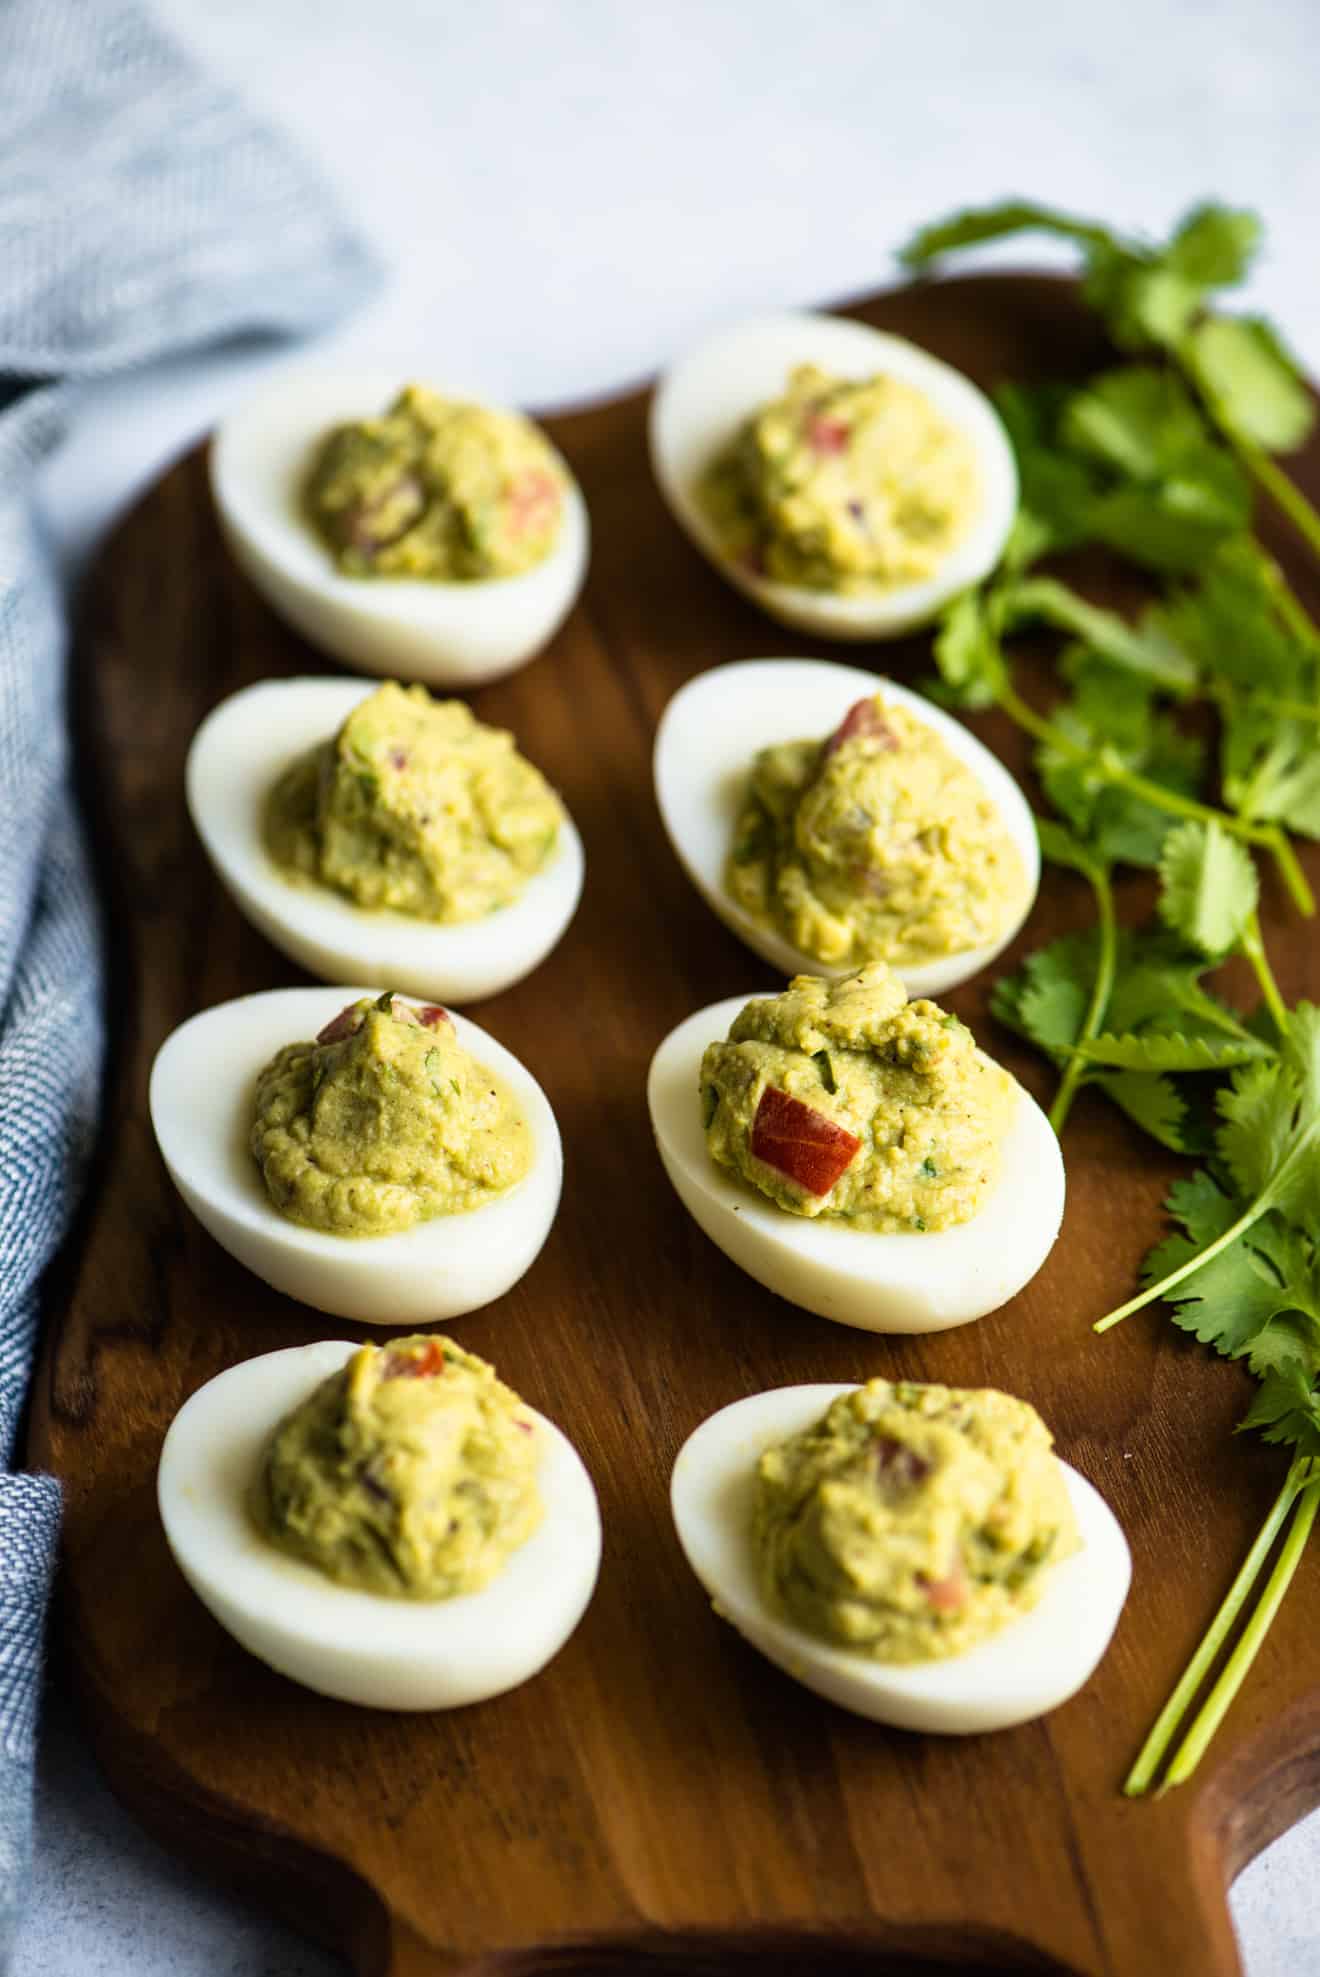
(900, 196), (1320, 1794)
(932, 586), (1315, 915)
(901, 199), (1320, 568)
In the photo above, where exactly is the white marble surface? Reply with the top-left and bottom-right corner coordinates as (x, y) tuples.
(15, 0), (1320, 1969)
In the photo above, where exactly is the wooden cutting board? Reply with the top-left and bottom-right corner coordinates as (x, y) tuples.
(28, 274), (1320, 1977)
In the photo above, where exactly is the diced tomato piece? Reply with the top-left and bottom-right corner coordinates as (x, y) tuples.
(750, 1087), (860, 1197)
(920, 1560), (968, 1614)
(316, 1001), (365, 1045)
(382, 1339), (448, 1380)
(823, 696), (898, 759)
(416, 1004), (451, 1029)
(507, 468), (560, 537)
(872, 1435), (931, 1494)
(806, 412), (850, 455)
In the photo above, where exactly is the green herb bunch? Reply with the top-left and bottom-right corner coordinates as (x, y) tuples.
(901, 199), (1320, 1794)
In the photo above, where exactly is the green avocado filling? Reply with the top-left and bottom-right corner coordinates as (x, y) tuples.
(698, 363), (980, 592)
(250, 993), (531, 1237)
(305, 382), (565, 581)
(251, 1334), (542, 1600)
(753, 1379), (1079, 1661)
(264, 681), (562, 922)
(727, 692), (1023, 969)
(701, 966), (1014, 1232)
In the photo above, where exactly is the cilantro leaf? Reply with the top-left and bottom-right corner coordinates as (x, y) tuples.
(1096, 1069), (1188, 1150)
(1216, 1007), (1320, 1223)
(994, 381), (1099, 571)
(1239, 1365), (1320, 1458)
(1142, 1175), (1290, 1354)
(1061, 367), (1208, 481)
(1158, 819), (1258, 957)
(1185, 316), (1316, 453)
(1037, 699), (1203, 871)
(1077, 1028), (1270, 1073)
(930, 590), (1005, 709)
(1087, 466), (1250, 575)
(991, 931), (1099, 1056)
(1227, 723), (1320, 839)
(998, 577), (1198, 693)
(1164, 541), (1306, 695)
(1103, 931), (1254, 1042)
(1164, 205), (1262, 289)
(898, 200), (1117, 268)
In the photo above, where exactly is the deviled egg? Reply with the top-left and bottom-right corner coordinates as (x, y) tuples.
(654, 658), (1037, 1001)
(187, 677), (583, 1003)
(210, 371), (589, 686)
(649, 312), (1016, 639)
(647, 969), (1063, 1333)
(158, 1337), (601, 1708)
(149, 986), (561, 1324)
(671, 1382), (1129, 1734)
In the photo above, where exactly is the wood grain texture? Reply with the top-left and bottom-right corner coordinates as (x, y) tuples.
(28, 275), (1320, 1976)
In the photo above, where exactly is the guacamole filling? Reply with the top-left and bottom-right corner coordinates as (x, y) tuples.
(250, 992), (531, 1237)
(698, 363), (980, 592)
(264, 681), (562, 922)
(754, 1379), (1079, 1661)
(726, 693), (1023, 968)
(701, 966), (1014, 1232)
(251, 1334), (542, 1599)
(305, 381), (565, 580)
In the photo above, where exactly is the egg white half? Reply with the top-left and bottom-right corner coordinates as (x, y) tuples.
(149, 987), (562, 1325)
(649, 312), (1017, 640)
(653, 657), (1038, 1001)
(210, 368), (590, 687)
(647, 996), (1063, 1334)
(158, 1341), (601, 1709)
(187, 677), (584, 1004)
(671, 1385), (1130, 1734)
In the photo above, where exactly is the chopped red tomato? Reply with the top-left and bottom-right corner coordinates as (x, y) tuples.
(416, 1005), (451, 1029)
(382, 1339), (448, 1380)
(506, 468), (560, 538)
(823, 696), (898, 759)
(750, 1087), (860, 1196)
(316, 1001), (364, 1045)
(872, 1435), (932, 1494)
(920, 1560), (969, 1614)
(806, 412), (850, 455)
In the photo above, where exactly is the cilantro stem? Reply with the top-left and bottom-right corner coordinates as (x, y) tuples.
(1240, 911), (1289, 1038)
(1093, 1193), (1269, 1332)
(1159, 1460), (1320, 1791)
(1216, 687), (1320, 725)
(994, 682), (1313, 913)
(1260, 828), (1316, 918)
(1257, 551), (1320, 653)
(1224, 427), (1320, 568)
(1049, 864), (1116, 1135)
(1122, 1460), (1306, 1795)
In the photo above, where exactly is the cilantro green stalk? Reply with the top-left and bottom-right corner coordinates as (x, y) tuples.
(1240, 911), (1289, 1038)
(1122, 1459), (1307, 1794)
(1049, 864), (1116, 1134)
(994, 681), (1315, 915)
(1218, 426), (1320, 568)
(902, 199), (1320, 580)
(1158, 1459), (1320, 1792)
(1258, 550), (1320, 652)
(1093, 1195), (1270, 1333)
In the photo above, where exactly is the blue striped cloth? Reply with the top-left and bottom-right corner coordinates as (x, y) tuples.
(0, 3), (376, 1955)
